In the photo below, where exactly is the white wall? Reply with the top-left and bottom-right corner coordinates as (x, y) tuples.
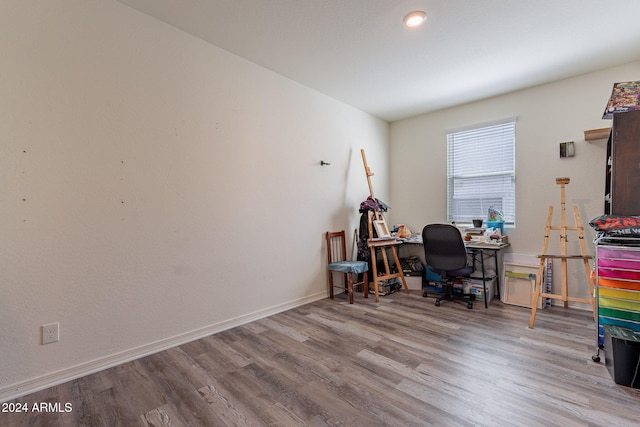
(0, 0), (388, 400)
(390, 60), (640, 303)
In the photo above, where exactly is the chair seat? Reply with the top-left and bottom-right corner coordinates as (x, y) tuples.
(445, 266), (474, 277)
(328, 260), (368, 274)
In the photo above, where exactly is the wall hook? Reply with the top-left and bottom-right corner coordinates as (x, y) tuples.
(320, 160), (331, 166)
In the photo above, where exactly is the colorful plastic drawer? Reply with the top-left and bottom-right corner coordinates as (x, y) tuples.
(597, 277), (640, 291)
(598, 247), (640, 260)
(599, 307), (640, 323)
(598, 267), (640, 280)
(599, 316), (640, 332)
(598, 257), (640, 270)
(599, 287), (640, 302)
(598, 297), (640, 312)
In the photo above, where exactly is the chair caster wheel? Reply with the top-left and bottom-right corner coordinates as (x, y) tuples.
(592, 355), (601, 363)
(467, 302), (473, 309)
(423, 290), (428, 298)
(435, 300), (441, 307)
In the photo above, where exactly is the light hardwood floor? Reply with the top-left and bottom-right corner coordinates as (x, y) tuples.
(3, 290), (639, 426)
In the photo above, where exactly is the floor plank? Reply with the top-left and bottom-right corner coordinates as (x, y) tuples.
(2, 290), (639, 426)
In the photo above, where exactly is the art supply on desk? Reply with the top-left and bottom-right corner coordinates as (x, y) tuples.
(487, 207), (505, 234)
(463, 225), (508, 245)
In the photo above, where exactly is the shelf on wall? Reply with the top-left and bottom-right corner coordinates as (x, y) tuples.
(584, 127), (611, 141)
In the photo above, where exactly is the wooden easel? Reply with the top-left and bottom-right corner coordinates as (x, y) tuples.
(528, 178), (595, 328)
(361, 149), (409, 302)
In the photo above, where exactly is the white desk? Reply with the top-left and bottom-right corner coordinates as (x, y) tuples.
(398, 236), (510, 308)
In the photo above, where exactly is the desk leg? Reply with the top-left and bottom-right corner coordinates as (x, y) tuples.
(370, 248), (379, 302)
(479, 250), (488, 309)
(494, 251), (501, 300)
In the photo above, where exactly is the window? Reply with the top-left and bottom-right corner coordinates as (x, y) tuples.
(447, 119), (515, 225)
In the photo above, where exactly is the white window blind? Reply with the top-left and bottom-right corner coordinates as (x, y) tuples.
(447, 120), (515, 225)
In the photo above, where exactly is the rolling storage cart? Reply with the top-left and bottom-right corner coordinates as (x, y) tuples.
(592, 236), (640, 388)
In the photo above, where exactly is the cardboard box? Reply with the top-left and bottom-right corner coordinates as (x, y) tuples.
(404, 274), (423, 291)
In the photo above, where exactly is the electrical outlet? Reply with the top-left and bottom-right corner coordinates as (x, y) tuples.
(42, 322), (59, 345)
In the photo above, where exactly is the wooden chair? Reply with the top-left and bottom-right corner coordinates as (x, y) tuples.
(326, 231), (369, 304)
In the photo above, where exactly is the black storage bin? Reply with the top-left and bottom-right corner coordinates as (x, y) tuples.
(604, 325), (640, 388)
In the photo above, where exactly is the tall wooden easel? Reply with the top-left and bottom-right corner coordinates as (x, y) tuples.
(528, 178), (595, 328)
(361, 149), (409, 302)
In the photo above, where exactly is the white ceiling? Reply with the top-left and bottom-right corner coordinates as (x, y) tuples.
(117, 0), (640, 122)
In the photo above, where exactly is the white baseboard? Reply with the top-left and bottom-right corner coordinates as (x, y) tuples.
(0, 292), (326, 403)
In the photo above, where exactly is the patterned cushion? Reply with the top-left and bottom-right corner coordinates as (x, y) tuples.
(327, 261), (368, 274)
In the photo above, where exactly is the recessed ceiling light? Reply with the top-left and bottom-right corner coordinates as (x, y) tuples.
(403, 11), (427, 28)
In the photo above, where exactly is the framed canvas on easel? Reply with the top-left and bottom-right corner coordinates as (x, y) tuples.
(373, 218), (391, 239)
(503, 263), (546, 309)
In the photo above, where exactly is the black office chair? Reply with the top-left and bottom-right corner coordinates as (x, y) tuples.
(422, 224), (475, 309)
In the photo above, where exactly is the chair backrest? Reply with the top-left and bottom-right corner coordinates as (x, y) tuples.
(422, 224), (468, 272)
(326, 231), (348, 264)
